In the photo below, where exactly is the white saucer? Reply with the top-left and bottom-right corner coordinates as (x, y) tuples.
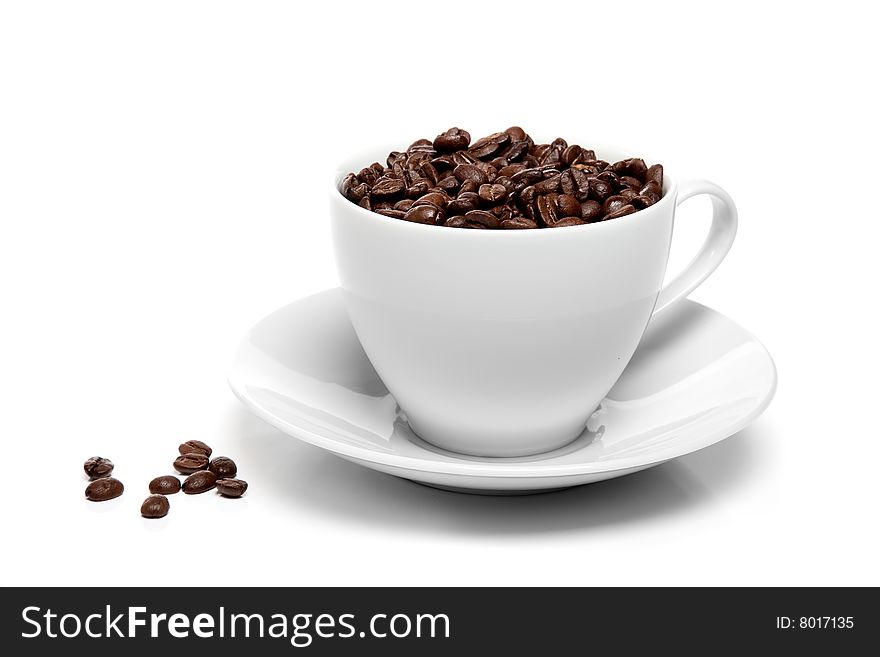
(229, 289), (776, 494)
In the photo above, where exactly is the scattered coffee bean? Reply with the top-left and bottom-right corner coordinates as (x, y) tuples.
(83, 456), (114, 479)
(208, 457), (237, 479)
(182, 470), (217, 495)
(85, 477), (124, 502)
(216, 478), (248, 498)
(178, 440), (212, 457)
(140, 494), (169, 518)
(149, 475), (181, 495)
(173, 453), (209, 474)
(343, 127), (663, 228)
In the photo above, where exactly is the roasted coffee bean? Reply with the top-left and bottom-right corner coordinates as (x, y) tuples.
(498, 164), (526, 178)
(534, 175), (561, 194)
(619, 176), (643, 191)
(552, 216), (587, 227)
(342, 127), (662, 229)
(149, 475), (181, 495)
(436, 175), (459, 193)
(376, 209), (406, 219)
(85, 477), (124, 502)
(613, 158), (648, 180)
(182, 470), (217, 495)
(479, 183), (508, 204)
(209, 456), (238, 479)
(581, 200), (604, 222)
(604, 204), (636, 220)
(590, 179), (613, 201)
(469, 132), (509, 159)
(556, 194), (581, 218)
(631, 195), (655, 209)
(602, 195), (629, 215)
(403, 204), (443, 225)
(500, 217), (538, 229)
(464, 210), (500, 228)
(83, 456), (114, 479)
(535, 195), (558, 226)
(405, 181), (431, 198)
(447, 192), (480, 214)
(140, 494), (169, 518)
(371, 176), (406, 198)
(560, 168), (590, 200)
(179, 440), (212, 457)
(217, 478), (249, 498)
(459, 179), (479, 194)
(433, 127), (471, 152)
(414, 192), (449, 208)
(561, 145), (583, 166)
(453, 164), (487, 185)
(173, 452), (209, 474)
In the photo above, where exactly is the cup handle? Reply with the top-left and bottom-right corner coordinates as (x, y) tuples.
(652, 179), (738, 315)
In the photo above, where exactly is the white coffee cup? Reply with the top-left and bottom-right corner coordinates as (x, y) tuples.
(330, 143), (737, 457)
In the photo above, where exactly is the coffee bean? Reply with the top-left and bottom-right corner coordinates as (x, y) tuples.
(613, 158), (648, 180)
(178, 440), (212, 457)
(371, 176), (406, 198)
(469, 132), (509, 159)
(403, 204), (444, 225)
(85, 477), (124, 502)
(560, 168), (590, 200)
(209, 457), (238, 479)
(646, 163), (664, 188)
(619, 176), (643, 191)
(453, 164), (487, 185)
(534, 174), (561, 195)
(580, 200), (604, 222)
(149, 475), (181, 495)
(590, 179), (613, 201)
(182, 470), (217, 495)
(217, 478), (249, 498)
(604, 204), (636, 220)
(140, 494), (169, 518)
(83, 456), (114, 479)
(414, 191), (449, 208)
(174, 452), (209, 474)
(479, 183), (508, 204)
(556, 194), (581, 218)
(343, 128), (662, 228)
(376, 209), (406, 219)
(551, 216), (587, 228)
(465, 210), (500, 228)
(535, 195), (558, 226)
(500, 217), (538, 229)
(602, 195), (629, 215)
(631, 195), (655, 209)
(447, 192), (480, 214)
(433, 127), (471, 152)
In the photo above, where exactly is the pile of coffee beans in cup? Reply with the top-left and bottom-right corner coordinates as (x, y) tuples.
(341, 126), (664, 229)
(82, 441), (249, 519)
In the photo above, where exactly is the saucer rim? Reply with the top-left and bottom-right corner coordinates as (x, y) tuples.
(228, 291), (777, 480)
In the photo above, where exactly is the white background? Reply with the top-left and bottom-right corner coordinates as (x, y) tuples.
(1, 1), (878, 586)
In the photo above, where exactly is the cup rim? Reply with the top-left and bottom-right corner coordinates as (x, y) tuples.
(331, 140), (677, 236)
